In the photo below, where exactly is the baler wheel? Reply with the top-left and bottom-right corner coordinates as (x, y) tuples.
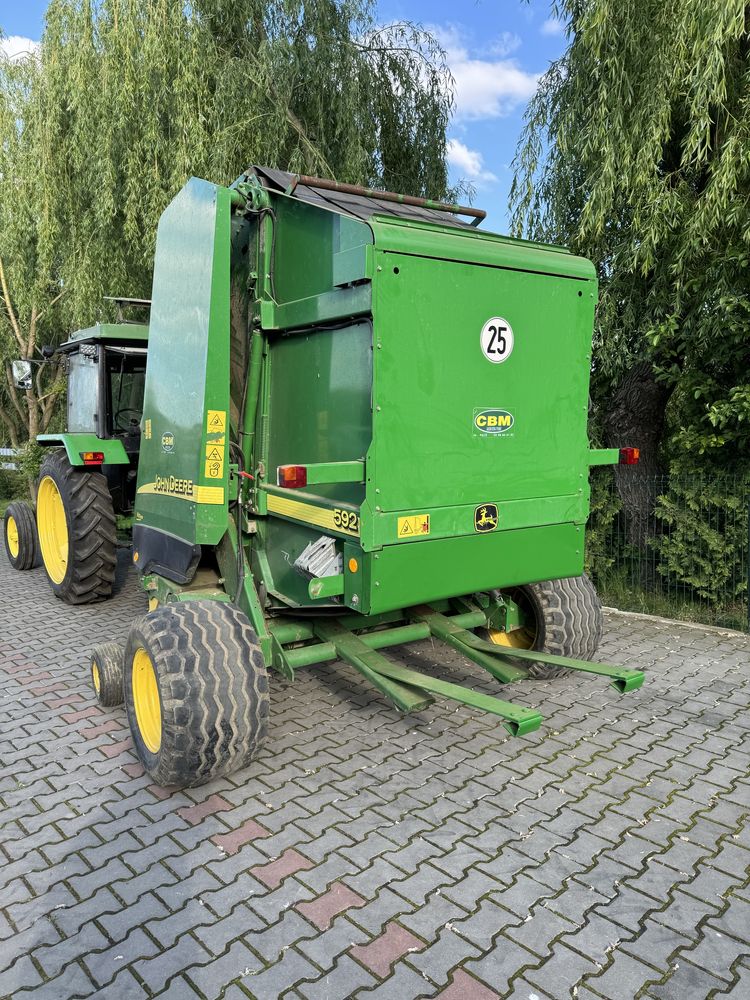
(3, 501), (39, 571)
(487, 574), (603, 678)
(36, 450), (116, 604)
(123, 601), (270, 787)
(90, 642), (125, 707)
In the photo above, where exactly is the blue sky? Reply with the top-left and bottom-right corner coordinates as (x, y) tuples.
(0, 1), (566, 232)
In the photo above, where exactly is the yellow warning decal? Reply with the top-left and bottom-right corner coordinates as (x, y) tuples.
(137, 479), (225, 505)
(397, 514), (431, 538)
(267, 494), (360, 537)
(204, 458), (224, 480)
(207, 409), (226, 432)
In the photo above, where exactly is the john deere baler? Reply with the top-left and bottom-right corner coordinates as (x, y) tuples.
(89, 166), (642, 787)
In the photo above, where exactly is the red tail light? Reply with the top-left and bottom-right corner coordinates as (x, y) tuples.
(619, 447), (640, 465)
(278, 464), (307, 488)
(80, 451), (105, 466)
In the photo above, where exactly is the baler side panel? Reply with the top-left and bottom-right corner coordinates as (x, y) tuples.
(135, 178), (232, 549)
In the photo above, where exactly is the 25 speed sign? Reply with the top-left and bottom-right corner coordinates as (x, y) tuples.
(480, 316), (514, 364)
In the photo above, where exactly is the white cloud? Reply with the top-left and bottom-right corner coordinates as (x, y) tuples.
(0, 36), (40, 61)
(490, 32), (522, 58)
(446, 138), (498, 184)
(435, 25), (540, 121)
(540, 17), (565, 36)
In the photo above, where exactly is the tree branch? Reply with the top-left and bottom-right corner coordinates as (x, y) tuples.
(0, 257), (27, 354)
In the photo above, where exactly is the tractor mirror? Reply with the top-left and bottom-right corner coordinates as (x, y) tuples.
(12, 360), (32, 390)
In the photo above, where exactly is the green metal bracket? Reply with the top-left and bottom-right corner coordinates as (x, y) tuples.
(314, 620), (434, 714)
(313, 620), (542, 736)
(309, 574), (344, 599)
(295, 461), (365, 486)
(473, 644), (645, 693)
(588, 448), (620, 466)
(410, 607), (529, 684)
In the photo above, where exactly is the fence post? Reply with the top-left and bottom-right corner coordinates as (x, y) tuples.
(747, 499), (750, 633)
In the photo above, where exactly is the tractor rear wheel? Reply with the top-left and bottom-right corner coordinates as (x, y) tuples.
(36, 450), (117, 604)
(91, 642), (125, 707)
(3, 501), (39, 570)
(123, 601), (270, 787)
(487, 574), (603, 678)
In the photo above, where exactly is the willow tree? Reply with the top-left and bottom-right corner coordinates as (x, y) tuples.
(511, 0), (750, 478)
(0, 0), (453, 451)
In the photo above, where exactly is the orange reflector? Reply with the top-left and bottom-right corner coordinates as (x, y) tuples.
(278, 464), (307, 488)
(80, 451), (105, 465)
(348, 558), (359, 573)
(619, 447), (640, 465)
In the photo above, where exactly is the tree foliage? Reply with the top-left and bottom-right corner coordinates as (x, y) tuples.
(0, 0), (453, 448)
(511, 0), (750, 476)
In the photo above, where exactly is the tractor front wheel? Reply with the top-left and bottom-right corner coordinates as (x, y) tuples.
(36, 450), (117, 604)
(91, 642), (125, 707)
(123, 601), (270, 787)
(3, 501), (39, 570)
(487, 574), (603, 678)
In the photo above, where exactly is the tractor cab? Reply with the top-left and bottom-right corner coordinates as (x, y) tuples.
(34, 301), (150, 516)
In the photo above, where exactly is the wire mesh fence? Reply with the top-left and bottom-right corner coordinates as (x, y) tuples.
(586, 469), (750, 632)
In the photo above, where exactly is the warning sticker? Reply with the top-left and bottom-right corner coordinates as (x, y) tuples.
(397, 514), (431, 538)
(206, 409), (226, 432)
(204, 458), (224, 480)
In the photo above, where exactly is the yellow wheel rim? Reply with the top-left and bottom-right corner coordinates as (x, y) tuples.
(37, 476), (68, 585)
(132, 647), (161, 753)
(487, 625), (535, 648)
(92, 660), (101, 694)
(6, 516), (19, 559)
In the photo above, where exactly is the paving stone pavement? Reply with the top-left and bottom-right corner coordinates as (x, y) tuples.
(1, 550), (749, 999)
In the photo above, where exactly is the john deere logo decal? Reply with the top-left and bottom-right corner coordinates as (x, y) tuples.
(161, 431), (175, 453)
(475, 503), (499, 533)
(474, 408), (514, 434)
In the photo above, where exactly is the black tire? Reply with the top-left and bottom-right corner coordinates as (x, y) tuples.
(491, 574), (603, 679)
(3, 501), (39, 570)
(123, 601), (270, 787)
(91, 642), (125, 707)
(36, 450), (116, 604)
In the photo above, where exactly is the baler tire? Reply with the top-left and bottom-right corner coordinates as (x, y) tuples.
(3, 501), (39, 570)
(36, 450), (117, 604)
(487, 574), (603, 679)
(521, 574), (603, 678)
(91, 642), (125, 707)
(123, 601), (270, 787)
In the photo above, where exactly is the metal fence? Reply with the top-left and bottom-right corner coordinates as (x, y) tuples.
(0, 447), (18, 472)
(586, 470), (750, 632)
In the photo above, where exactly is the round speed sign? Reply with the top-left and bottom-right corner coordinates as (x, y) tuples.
(480, 317), (514, 364)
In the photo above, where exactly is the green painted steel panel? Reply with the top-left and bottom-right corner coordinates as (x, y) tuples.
(266, 321), (372, 507)
(363, 523), (585, 615)
(367, 251), (595, 513)
(134, 178), (232, 546)
(369, 216), (596, 280)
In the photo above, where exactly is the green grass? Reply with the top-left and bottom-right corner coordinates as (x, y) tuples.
(596, 569), (748, 632)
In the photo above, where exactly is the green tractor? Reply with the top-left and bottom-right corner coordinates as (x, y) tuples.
(3, 306), (148, 603)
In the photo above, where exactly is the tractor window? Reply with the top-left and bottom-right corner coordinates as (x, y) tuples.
(107, 351), (146, 434)
(67, 351), (100, 433)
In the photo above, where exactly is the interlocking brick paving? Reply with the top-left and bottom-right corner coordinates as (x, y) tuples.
(0, 550), (748, 998)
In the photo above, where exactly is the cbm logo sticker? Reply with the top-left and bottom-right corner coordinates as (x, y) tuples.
(475, 503), (499, 533)
(473, 408), (514, 434)
(161, 431), (175, 453)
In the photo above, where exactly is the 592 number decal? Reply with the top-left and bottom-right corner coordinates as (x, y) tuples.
(333, 508), (360, 535)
